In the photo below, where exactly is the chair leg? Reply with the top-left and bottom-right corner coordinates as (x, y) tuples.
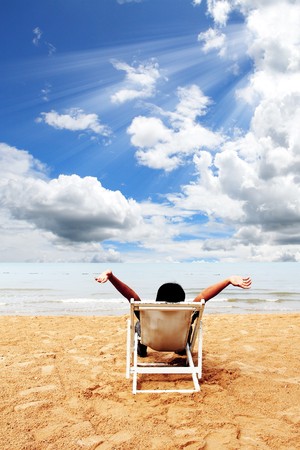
(186, 344), (200, 392)
(198, 322), (203, 379)
(126, 319), (131, 379)
(132, 332), (138, 394)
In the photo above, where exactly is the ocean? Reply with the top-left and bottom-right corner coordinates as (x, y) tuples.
(0, 262), (299, 316)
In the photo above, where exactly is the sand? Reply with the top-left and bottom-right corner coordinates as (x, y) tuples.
(0, 313), (299, 450)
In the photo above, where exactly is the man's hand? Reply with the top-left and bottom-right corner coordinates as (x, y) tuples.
(95, 269), (112, 284)
(229, 276), (252, 289)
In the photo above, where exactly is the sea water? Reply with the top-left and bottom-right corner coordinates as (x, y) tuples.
(0, 262), (299, 316)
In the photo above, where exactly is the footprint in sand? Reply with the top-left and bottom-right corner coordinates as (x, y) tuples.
(93, 430), (133, 449)
(16, 360), (34, 367)
(72, 335), (95, 342)
(71, 355), (103, 366)
(14, 400), (47, 411)
(76, 435), (104, 447)
(41, 364), (55, 375)
(240, 329), (249, 335)
(278, 406), (300, 425)
(15, 384), (59, 413)
(19, 384), (57, 396)
(243, 344), (256, 352)
(72, 356), (91, 366)
(276, 375), (300, 385)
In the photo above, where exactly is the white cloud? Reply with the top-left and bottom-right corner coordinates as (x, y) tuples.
(246, 3), (300, 72)
(46, 42), (56, 56)
(168, 151), (246, 222)
(40, 83), (52, 102)
(128, 116), (172, 148)
(173, 85), (211, 121)
(127, 85), (223, 171)
(0, 207), (123, 263)
(198, 28), (226, 56)
(37, 108), (111, 136)
(32, 26), (56, 55)
(110, 59), (162, 104)
(32, 27), (42, 46)
(0, 144), (144, 247)
(207, 0), (232, 26)
(0, 143), (47, 181)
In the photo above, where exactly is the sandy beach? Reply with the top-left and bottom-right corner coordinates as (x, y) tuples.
(1, 313), (299, 450)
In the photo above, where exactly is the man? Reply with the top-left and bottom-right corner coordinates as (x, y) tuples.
(95, 269), (251, 356)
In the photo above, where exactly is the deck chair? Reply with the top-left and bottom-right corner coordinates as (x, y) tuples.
(126, 299), (205, 394)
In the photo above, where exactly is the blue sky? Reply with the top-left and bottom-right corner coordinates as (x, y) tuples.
(1, 0), (300, 263)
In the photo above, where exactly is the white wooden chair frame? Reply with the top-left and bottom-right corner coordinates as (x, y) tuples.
(126, 299), (205, 394)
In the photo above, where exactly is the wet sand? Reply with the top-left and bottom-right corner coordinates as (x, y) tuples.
(0, 313), (299, 449)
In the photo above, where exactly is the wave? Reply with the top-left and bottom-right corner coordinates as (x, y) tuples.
(225, 297), (284, 303)
(60, 297), (128, 304)
(0, 288), (55, 292)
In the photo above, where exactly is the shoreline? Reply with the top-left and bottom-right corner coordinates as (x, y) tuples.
(1, 313), (300, 449)
(0, 308), (299, 317)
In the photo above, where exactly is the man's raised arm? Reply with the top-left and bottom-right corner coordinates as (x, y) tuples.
(95, 269), (141, 302)
(193, 276), (251, 303)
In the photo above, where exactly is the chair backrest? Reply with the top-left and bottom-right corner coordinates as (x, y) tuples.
(140, 309), (192, 351)
(131, 301), (205, 352)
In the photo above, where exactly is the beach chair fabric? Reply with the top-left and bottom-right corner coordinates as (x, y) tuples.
(126, 299), (205, 394)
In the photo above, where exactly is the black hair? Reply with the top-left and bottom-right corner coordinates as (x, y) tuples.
(155, 282), (185, 303)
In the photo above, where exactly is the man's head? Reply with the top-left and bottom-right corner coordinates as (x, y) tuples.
(155, 283), (185, 303)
